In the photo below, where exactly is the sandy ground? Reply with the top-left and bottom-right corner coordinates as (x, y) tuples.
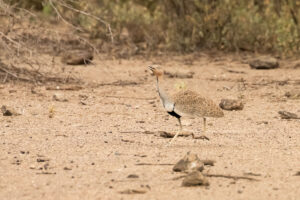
(0, 54), (300, 200)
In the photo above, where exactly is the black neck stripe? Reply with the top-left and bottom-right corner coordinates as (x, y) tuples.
(167, 111), (181, 118)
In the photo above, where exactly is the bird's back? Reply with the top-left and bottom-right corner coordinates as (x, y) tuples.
(173, 90), (224, 118)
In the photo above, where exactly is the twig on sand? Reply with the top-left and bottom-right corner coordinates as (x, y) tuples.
(0, 66), (18, 79)
(172, 173), (259, 181)
(45, 85), (83, 91)
(36, 172), (56, 175)
(203, 173), (259, 181)
(104, 95), (155, 100)
(135, 163), (174, 166)
(0, 64), (32, 82)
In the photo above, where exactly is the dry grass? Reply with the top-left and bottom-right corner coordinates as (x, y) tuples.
(0, 0), (110, 84)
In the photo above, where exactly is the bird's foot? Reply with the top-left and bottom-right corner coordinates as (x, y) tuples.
(167, 136), (177, 146)
(166, 131), (195, 146)
(167, 131), (181, 146)
(193, 135), (210, 141)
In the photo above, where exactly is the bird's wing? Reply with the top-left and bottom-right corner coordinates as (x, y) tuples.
(173, 90), (223, 118)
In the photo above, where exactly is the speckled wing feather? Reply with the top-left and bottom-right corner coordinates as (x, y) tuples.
(173, 90), (224, 118)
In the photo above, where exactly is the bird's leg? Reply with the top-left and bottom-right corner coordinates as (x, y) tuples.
(203, 117), (206, 134)
(168, 117), (182, 144)
(198, 117), (209, 140)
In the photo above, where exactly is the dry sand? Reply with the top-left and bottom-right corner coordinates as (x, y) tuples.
(0, 54), (300, 200)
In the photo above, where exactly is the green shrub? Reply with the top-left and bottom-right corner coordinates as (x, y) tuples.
(5, 0), (300, 55)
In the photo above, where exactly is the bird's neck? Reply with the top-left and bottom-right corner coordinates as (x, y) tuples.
(156, 76), (174, 111)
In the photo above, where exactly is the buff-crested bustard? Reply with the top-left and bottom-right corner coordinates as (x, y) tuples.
(148, 65), (224, 144)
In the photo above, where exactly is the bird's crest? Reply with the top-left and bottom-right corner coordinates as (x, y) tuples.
(148, 65), (163, 77)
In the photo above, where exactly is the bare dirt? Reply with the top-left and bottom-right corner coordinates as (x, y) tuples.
(1, 53), (300, 200)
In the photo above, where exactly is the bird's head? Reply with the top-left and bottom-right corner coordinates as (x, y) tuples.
(148, 65), (163, 77)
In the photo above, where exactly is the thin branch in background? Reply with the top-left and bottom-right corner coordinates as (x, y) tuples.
(15, 7), (37, 17)
(47, 0), (110, 53)
(76, 34), (100, 54)
(55, 0), (114, 43)
(0, 1), (83, 84)
(0, 31), (21, 48)
(48, 0), (83, 32)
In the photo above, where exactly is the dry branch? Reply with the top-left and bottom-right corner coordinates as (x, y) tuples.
(172, 173), (259, 181)
(0, 0), (101, 84)
(203, 173), (259, 181)
(55, 0), (114, 43)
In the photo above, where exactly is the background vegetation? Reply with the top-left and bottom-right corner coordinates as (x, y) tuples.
(4, 0), (300, 56)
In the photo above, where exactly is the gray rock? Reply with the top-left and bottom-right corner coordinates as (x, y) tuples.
(219, 99), (244, 111)
(285, 90), (300, 99)
(61, 50), (93, 65)
(1, 105), (20, 116)
(52, 93), (68, 102)
(249, 56), (279, 69)
(182, 171), (209, 187)
(173, 152), (204, 172)
(163, 71), (194, 79)
(127, 174), (139, 178)
(278, 111), (299, 119)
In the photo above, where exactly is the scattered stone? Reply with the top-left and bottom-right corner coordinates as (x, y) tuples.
(243, 172), (262, 177)
(164, 70), (194, 79)
(134, 154), (147, 158)
(127, 174), (139, 178)
(294, 171), (300, 176)
(143, 131), (155, 135)
(201, 159), (215, 166)
(293, 61), (300, 68)
(193, 135), (210, 140)
(43, 163), (49, 170)
(79, 94), (88, 100)
(61, 50), (93, 65)
(1, 105), (20, 116)
(121, 139), (134, 143)
(80, 100), (87, 105)
(285, 90), (300, 99)
(148, 100), (155, 104)
(160, 131), (194, 138)
(12, 159), (22, 165)
(278, 111), (299, 119)
(37, 158), (49, 162)
(52, 94), (68, 102)
(219, 99), (244, 111)
(249, 56), (279, 69)
(29, 165), (36, 169)
(9, 89), (17, 93)
(182, 171), (209, 187)
(36, 172), (56, 175)
(256, 121), (269, 125)
(173, 152), (204, 172)
(46, 85), (83, 91)
(118, 189), (147, 194)
(20, 151), (29, 154)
